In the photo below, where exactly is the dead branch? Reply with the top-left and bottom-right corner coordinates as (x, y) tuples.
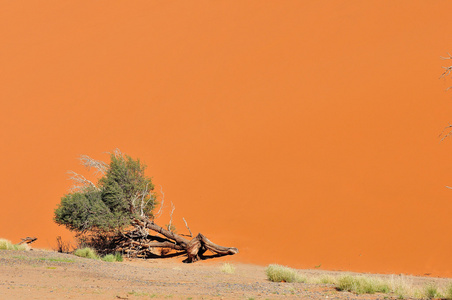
(79, 155), (108, 175)
(182, 217), (193, 237)
(67, 171), (99, 192)
(154, 185), (165, 220)
(167, 202), (176, 232)
(19, 237), (37, 245)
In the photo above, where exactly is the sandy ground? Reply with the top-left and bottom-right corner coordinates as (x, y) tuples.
(0, 250), (450, 300)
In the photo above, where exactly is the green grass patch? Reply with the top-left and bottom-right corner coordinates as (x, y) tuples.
(101, 252), (123, 262)
(39, 257), (75, 263)
(102, 254), (116, 262)
(74, 247), (99, 259)
(265, 264), (306, 283)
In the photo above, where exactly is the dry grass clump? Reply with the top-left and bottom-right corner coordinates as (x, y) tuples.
(336, 275), (390, 294)
(220, 263), (236, 274)
(265, 264), (306, 283)
(308, 274), (337, 285)
(0, 239), (30, 251)
(266, 266), (452, 300)
(74, 247), (99, 259)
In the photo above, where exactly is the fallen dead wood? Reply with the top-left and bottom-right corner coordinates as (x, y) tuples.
(18, 237), (37, 245)
(111, 218), (238, 262)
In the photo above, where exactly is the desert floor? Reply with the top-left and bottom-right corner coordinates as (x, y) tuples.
(0, 249), (450, 300)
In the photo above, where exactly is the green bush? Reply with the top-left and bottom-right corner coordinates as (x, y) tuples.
(102, 254), (116, 262)
(114, 252), (123, 262)
(0, 239), (29, 251)
(265, 264), (305, 283)
(74, 247), (99, 259)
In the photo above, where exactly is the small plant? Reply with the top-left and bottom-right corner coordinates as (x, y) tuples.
(424, 283), (439, 299)
(265, 264), (306, 283)
(220, 263), (236, 274)
(55, 236), (72, 253)
(74, 247), (99, 259)
(102, 254), (116, 262)
(0, 239), (30, 251)
(311, 274), (337, 285)
(114, 252), (123, 262)
(445, 282), (452, 300)
(336, 275), (390, 295)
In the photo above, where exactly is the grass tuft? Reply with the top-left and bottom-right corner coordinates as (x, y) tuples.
(114, 252), (123, 262)
(74, 247), (98, 259)
(265, 264), (306, 283)
(424, 283), (439, 299)
(445, 282), (452, 300)
(220, 263), (236, 274)
(101, 254), (116, 262)
(0, 239), (30, 251)
(336, 275), (390, 294)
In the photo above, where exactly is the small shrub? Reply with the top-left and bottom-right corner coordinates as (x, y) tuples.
(74, 247), (98, 259)
(0, 239), (30, 251)
(114, 252), (123, 262)
(424, 283), (439, 299)
(265, 264), (305, 283)
(220, 263), (236, 274)
(102, 254), (116, 262)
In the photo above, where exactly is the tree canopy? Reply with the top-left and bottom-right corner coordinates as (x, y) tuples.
(54, 150), (156, 234)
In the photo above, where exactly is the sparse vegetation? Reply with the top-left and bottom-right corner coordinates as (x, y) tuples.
(102, 254), (116, 262)
(74, 247), (99, 259)
(114, 252), (123, 262)
(424, 283), (440, 299)
(336, 275), (390, 294)
(265, 265), (452, 299)
(220, 263), (236, 274)
(102, 253), (123, 262)
(0, 239), (30, 251)
(265, 264), (306, 283)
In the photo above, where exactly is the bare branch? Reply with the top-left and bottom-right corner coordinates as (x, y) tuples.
(439, 123), (452, 142)
(67, 171), (99, 192)
(183, 217), (193, 237)
(154, 185), (165, 220)
(167, 202), (175, 232)
(440, 53), (452, 60)
(78, 155), (108, 175)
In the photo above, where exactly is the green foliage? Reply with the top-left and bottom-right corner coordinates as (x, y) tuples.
(114, 252), (123, 262)
(101, 253), (123, 262)
(74, 247), (99, 259)
(101, 254), (116, 262)
(54, 151), (156, 235)
(265, 264), (305, 283)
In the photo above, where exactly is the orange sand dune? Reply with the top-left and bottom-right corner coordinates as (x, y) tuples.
(1, 1), (452, 277)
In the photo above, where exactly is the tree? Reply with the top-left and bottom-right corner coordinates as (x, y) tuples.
(54, 149), (238, 262)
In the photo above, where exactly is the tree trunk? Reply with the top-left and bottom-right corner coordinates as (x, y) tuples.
(119, 218), (238, 262)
